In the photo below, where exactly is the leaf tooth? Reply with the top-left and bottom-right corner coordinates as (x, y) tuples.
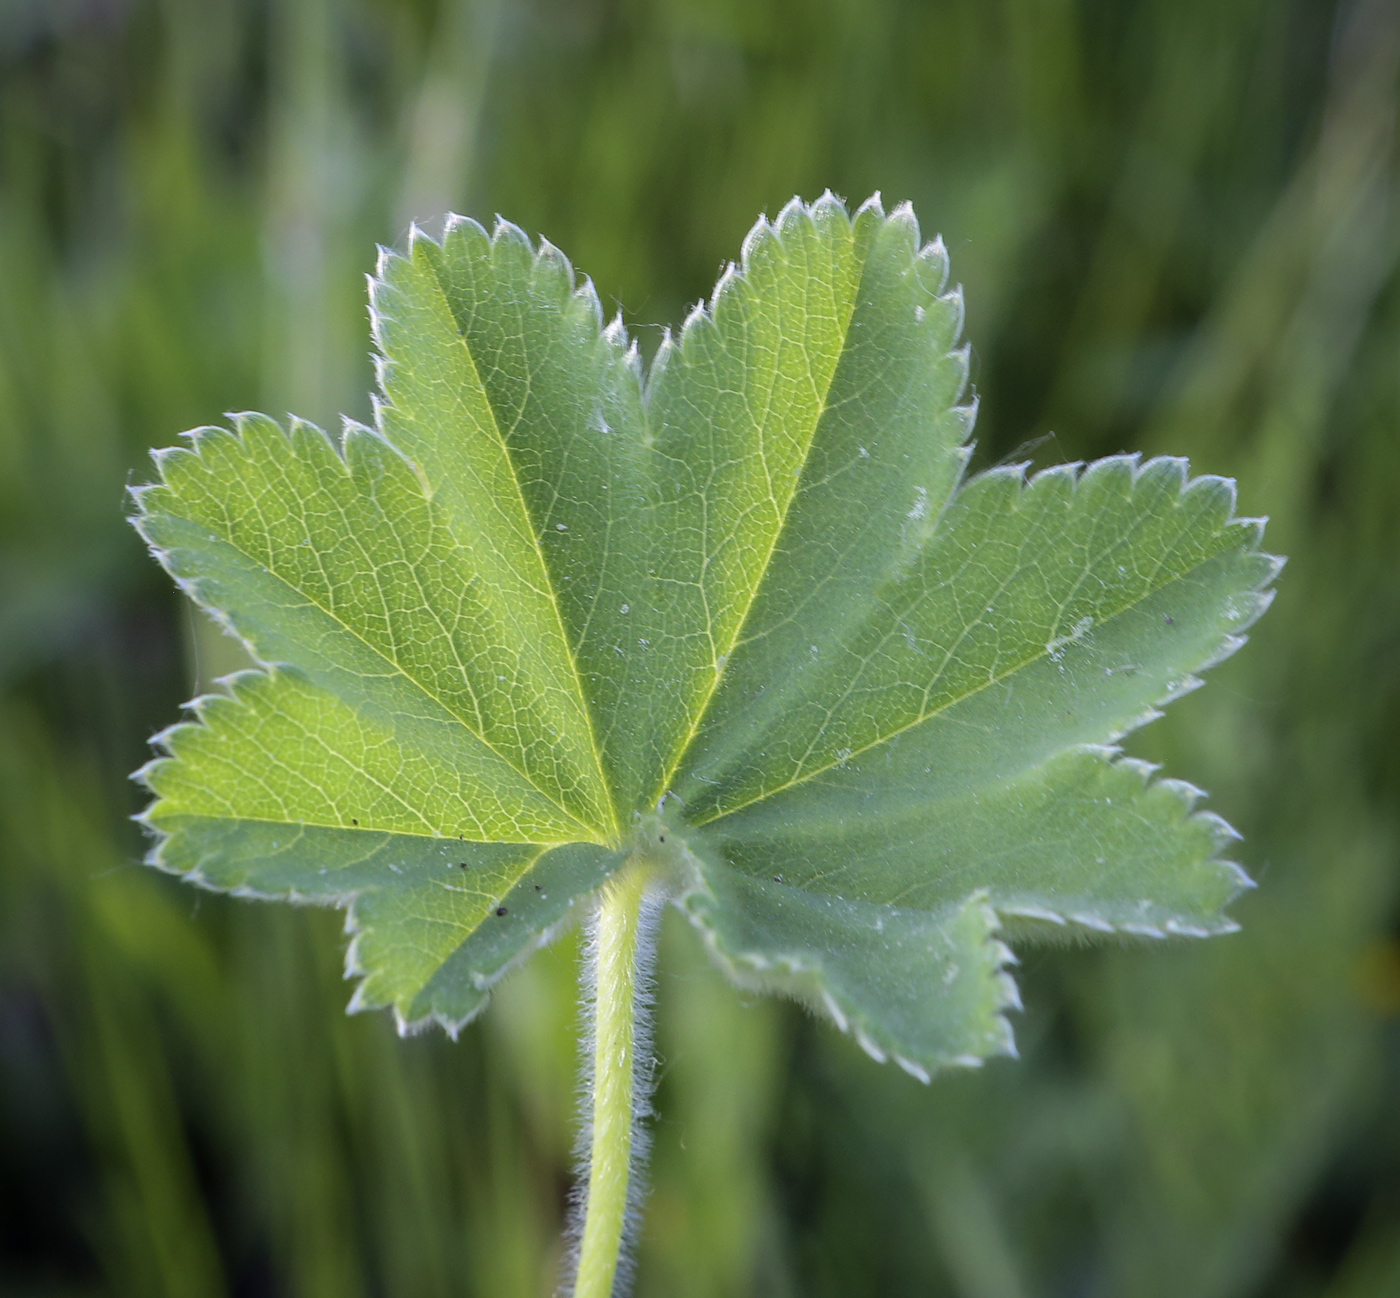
(372, 353), (395, 398)
(991, 939), (1019, 967)
(1155, 777), (1208, 810)
(233, 411), (287, 456)
(286, 415), (343, 471)
(881, 197), (919, 249)
(949, 399), (979, 451)
(126, 480), (159, 512)
(1224, 514), (1268, 550)
(1159, 674), (1204, 705)
(996, 972), (1024, 1012)
(738, 209), (778, 270)
(1217, 859), (1256, 893)
(185, 672), (249, 719)
(1026, 462), (1083, 513)
(676, 295), (713, 351)
(180, 863), (213, 889)
(366, 276), (390, 329)
(1096, 451), (1145, 480)
(131, 754), (171, 797)
(920, 227), (949, 272)
(1258, 551), (1287, 584)
(346, 420), (417, 480)
(853, 190), (886, 222)
(223, 409), (267, 435)
(366, 281), (398, 356)
(1118, 923), (1167, 939)
(950, 1054), (985, 1070)
(936, 281), (967, 343)
(1164, 918), (1214, 938)
(1079, 742), (1124, 760)
(345, 973), (373, 1012)
(531, 237), (575, 304)
(967, 461), (1033, 510)
(1115, 756), (1161, 783)
(183, 690), (228, 729)
(1234, 517), (1277, 555)
(441, 210), (483, 240)
(1077, 452), (1140, 498)
(374, 244), (393, 278)
(645, 328), (679, 400)
(854, 1028), (888, 1064)
(708, 260), (743, 321)
(773, 194), (812, 240)
(145, 716), (189, 754)
(991, 1017), (1018, 1059)
(1227, 586), (1278, 635)
(933, 334), (972, 397)
(139, 832), (170, 870)
(1005, 904), (1067, 925)
(1069, 913), (1117, 934)
(820, 989), (850, 1032)
(488, 215), (533, 256)
(601, 310), (628, 349)
(1179, 468), (1236, 518)
(1198, 633), (1249, 673)
(569, 273), (605, 334)
(894, 1055), (932, 1084)
(1137, 454), (1190, 496)
(338, 415), (378, 455)
(1104, 705), (1166, 740)
(406, 1009), (450, 1039)
(533, 233), (567, 263)
(177, 421), (228, 452)
(811, 187), (851, 228)
(144, 445), (192, 487)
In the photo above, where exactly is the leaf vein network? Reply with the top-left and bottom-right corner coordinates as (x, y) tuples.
(690, 523), (1243, 827)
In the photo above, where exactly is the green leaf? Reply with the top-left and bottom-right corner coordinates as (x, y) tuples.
(133, 194), (1278, 1067)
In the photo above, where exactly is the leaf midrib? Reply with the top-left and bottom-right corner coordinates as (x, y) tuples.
(688, 527), (1245, 827)
(649, 227), (865, 807)
(156, 807), (566, 847)
(417, 250), (621, 841)
(782, 467), (1171, 781)
(166, 518), (603, 843)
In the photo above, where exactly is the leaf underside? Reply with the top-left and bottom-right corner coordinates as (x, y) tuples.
(133, 193), (1279, 1072)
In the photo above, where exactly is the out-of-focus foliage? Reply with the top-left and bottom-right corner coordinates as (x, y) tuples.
(0, 1), (1395, 1295)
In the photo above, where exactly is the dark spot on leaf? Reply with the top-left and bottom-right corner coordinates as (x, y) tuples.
(496, 906), (508, 917)
(534, 884), (542, 890)
(1164, 615), (1174, 625)
(659, 835), (665, 842)
(773, 875), (782, 883)
(351, 818), (358, 826)
(459, 863), (467, 869)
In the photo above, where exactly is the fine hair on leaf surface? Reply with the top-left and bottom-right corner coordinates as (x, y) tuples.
(131, 190), (1279, 1293)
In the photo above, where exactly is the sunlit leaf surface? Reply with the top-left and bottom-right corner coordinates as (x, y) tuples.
(134, 195), (1277, 1070)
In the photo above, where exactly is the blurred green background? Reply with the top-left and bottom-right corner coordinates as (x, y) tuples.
(2, 0), (1399, 1294)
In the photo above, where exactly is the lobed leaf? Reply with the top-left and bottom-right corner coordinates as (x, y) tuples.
(134, 194), (1279, 1071)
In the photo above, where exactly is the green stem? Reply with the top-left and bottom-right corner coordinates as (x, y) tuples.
(575, 862), (652, 1298)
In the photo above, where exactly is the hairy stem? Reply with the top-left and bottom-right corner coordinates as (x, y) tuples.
(574, 862), (654, 1298)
